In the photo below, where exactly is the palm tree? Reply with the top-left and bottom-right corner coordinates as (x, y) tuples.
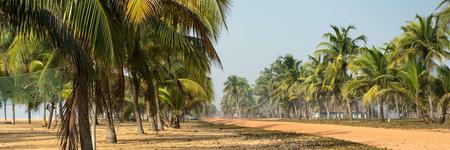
(1, 0), (230, 149)
(315, 25), (367, 120)
(392, 59), (433, 124)
(271, 55), (302, 118)
(435, 65), (450, 124)
(223, 75), (250, 118)
(252, 68), (274, 118)
(395, 15), (450, 120)
(298, 55), (330, 119)
(159, 79), (209, 128)
(342, 47), (394, 122)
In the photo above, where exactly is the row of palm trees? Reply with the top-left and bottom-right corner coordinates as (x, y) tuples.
(221, 3), (450, 124)
(0, 0), (230, 149)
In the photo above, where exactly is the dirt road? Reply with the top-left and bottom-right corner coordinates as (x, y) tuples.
(0, 120), (376, 150)
(205, 118), (450, 150)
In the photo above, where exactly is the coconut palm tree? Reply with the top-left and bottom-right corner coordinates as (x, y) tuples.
(342, 47), (394, 122)
(223, 75), (250, 118)
(391, 59), (434, 124)
(435, 65), (450, 124)
(159, 78), (209, 128)
(315, 25), (367, 120)
(271, 55), (302, 118)
(1, 0), (231, 149)
(298, 55), (330, 119)
(395, 15), (450, 120)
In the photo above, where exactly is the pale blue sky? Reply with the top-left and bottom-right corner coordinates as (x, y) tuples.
(212, 0), (442, 109)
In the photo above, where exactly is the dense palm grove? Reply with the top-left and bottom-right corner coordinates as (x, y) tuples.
(222, 2), (450, 125)
(0, 0), (229, 149)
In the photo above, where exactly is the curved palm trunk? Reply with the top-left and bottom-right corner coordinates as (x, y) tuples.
(105, 105), (117, 143)
(419, 108), (433, 124)
(99, 73), (118, 143)
(130, 73), (144, 134)
(414, 96), (432, 124)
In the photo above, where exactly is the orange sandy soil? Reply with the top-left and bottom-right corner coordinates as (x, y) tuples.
(205, 118), (450, 150)
(0, 119), (378, 150)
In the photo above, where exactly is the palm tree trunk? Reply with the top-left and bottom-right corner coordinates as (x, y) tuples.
(378, 98), (385, 122)
(347, 98), (352, 121)
(90, 99), (97, 150)
(439, 98), (449, 124)
(101, 79), (117, 144)
(153, 79), (163, 131)
(47, 102), (55, 128)
(130, 73), (144, 134)
(416, 105), (420, 119)
(144, 89), (156, 131)
(236, 93), (241, 118)
(105, 107), (117, 143)
(43, 101), (47, 126)
(76, 80), (93, 150)
(28, 107), (32, 124)
(278, 103), (282, 118)
(293, 102), (298, 119)
(418, 106), (433, 124)
(305, 101), (310, 119)
(395, 95), (400, 117)
(428, 96), (435, 121)
(55, 102), (62, 128)
(325, 102), (330, 119)
(12, 99), (15, 125)
(3, 99), (6, 121)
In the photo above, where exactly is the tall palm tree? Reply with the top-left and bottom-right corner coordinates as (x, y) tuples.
(315, 25), (367, 120)
(298, 55), (330, 119)
(435, 65), (450, 124)
(270, 55), (303, 118)
(391, 59), (433, 124)
(395, 15), (450, 120)
(1, 0), (231, 149)
(223, 75), (250, 118)
(342, 47), (394, 122)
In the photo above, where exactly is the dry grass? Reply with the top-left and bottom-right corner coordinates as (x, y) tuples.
(255, 118), (450, 131)
(0, 119), (378, 150)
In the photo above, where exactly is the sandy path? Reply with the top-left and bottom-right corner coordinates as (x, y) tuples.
(0, 120), (375, 150)
(205, 118), (450, 150)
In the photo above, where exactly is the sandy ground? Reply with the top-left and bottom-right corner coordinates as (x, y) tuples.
(205, 118), (450, 150)
(0, 119), (377, 150)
